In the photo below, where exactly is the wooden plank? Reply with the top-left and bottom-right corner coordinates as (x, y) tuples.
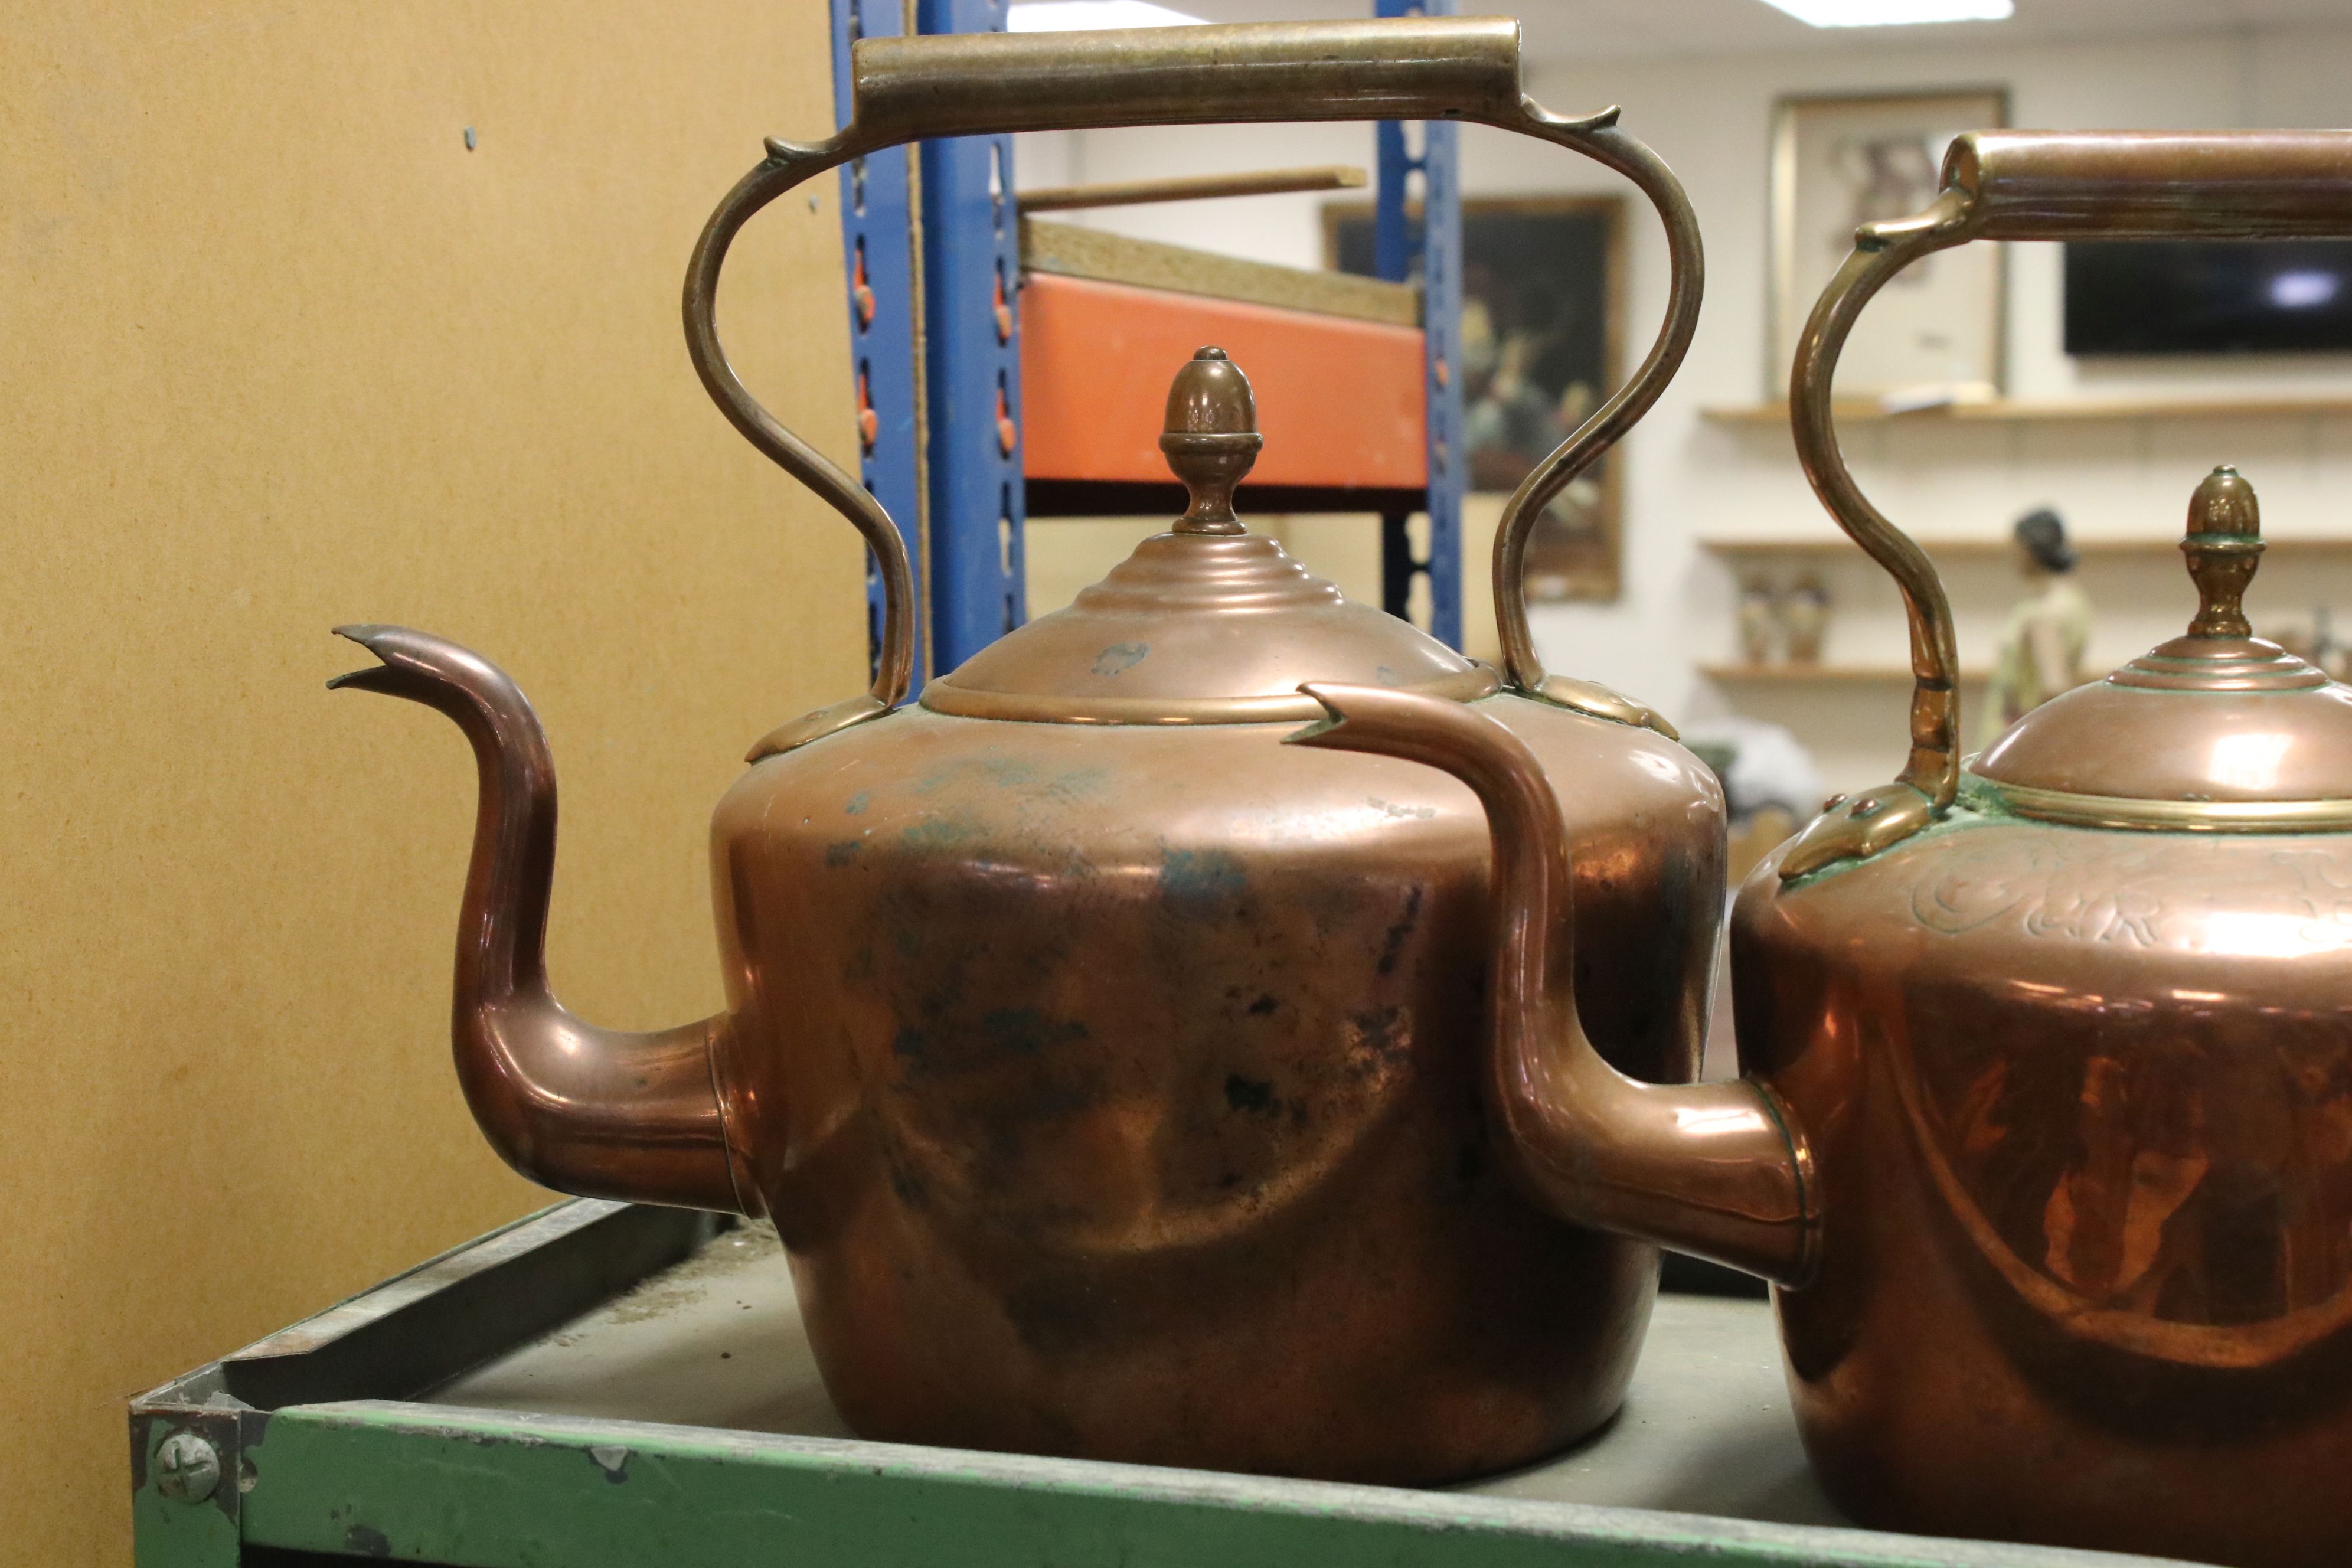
(1021, 273), (1426, 491)
(1020, 166), (1366, 214)
(1022, 218), (1419, 327)
(1704, 395), (2352, 425)
(1700, 664), (1992, 683)
(1701, 535), (2352, 558)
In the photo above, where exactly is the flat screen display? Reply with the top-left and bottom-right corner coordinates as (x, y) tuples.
(2064, 240), (2352, 355)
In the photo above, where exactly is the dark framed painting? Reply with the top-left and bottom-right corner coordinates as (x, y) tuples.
(1326, 195), (1626, 603)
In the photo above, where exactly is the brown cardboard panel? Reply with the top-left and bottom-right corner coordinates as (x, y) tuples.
(0, 1), (860, 1560)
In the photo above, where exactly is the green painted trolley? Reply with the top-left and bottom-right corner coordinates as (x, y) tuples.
(129, 1200), (2189, 1567)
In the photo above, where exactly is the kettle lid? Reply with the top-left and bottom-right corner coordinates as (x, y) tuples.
(920, 347), (1495, 726)
(1971, 466), (2352, 830)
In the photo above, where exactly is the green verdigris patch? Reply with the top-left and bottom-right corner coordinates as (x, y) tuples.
(1090, 642), (1148, 677)
(1159, 846), (1247, 907)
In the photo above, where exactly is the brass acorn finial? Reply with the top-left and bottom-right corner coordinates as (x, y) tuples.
(1159, 346), (1263, 536)
(2183, 465), (2263, 640)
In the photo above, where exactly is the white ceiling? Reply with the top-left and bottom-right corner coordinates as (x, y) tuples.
(1172, 0), (2352, 62)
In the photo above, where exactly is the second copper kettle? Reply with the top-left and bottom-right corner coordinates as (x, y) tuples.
(1327, 129), (2352, 1568)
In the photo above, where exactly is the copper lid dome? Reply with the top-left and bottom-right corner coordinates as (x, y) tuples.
(922, 348), (1495, 725)
(1970, 466), (2352, 830)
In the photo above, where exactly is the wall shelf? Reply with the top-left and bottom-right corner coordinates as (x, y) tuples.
(1701, 395), (2352, 426)
(1699, 664), (1990, 684)
(1699, 535), (2352, 561)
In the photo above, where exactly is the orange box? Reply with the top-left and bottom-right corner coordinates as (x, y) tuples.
(1021, 273), (1427, 490)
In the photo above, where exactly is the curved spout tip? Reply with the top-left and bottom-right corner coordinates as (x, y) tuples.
(327, 624), (398, 690)
(331, 622), (461, 673)
(1283, 684), (1353, 747)
(1288, 681), (1473, 762)
(326, 626), (534, 730)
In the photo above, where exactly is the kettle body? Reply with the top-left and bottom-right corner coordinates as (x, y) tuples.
(1736, 802), (2352, 1566)
(717, 693), (1718, 1478)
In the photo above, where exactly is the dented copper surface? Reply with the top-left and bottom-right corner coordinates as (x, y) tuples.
(329, 18), (1737, 1483)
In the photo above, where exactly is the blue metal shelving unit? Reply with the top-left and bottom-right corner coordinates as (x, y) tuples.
(829, 0), (929, 686)
(916, 0), (1028, 672)
(1374, 0), (1465, 649)
(830, 0), (1466, 669)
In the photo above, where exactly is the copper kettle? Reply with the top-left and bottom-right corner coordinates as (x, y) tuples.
(1321, 131), (2352, 1564)
(331, 19), (1794, 1484)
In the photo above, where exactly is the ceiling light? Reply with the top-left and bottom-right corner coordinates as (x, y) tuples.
(2271, 270), (2342, 310)
(1007, 1), (1207, 31)
(1756, 0), (2013, 26)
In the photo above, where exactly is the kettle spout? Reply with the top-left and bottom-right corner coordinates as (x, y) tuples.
(332, 626), (749, 1215)
(1291, 684), (1814, 1285)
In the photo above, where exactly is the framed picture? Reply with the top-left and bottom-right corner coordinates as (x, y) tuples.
(1769, 88), (2008, 402)
(1327, 195), (1625, 603)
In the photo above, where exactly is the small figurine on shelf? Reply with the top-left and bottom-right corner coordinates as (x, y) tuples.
(1778, 573), (1830, 664)
(1737, 574), (1779, 666)
(1976, 507), (2092, 749)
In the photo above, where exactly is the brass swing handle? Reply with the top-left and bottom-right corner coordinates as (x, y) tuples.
(1781, 129), (2352, 880)
(684, 17), (1705, 752)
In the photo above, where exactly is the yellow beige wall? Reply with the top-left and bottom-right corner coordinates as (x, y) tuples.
(2, 1), (860, 1560)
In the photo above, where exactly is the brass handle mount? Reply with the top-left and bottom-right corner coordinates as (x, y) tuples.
(684, 18), (1706, 738)
(1780, 129), (2352, 880)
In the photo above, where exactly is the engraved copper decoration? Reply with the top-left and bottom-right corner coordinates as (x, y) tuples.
(1306, 129), (2352, 1566)
(332, 19), (1742, 1484)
